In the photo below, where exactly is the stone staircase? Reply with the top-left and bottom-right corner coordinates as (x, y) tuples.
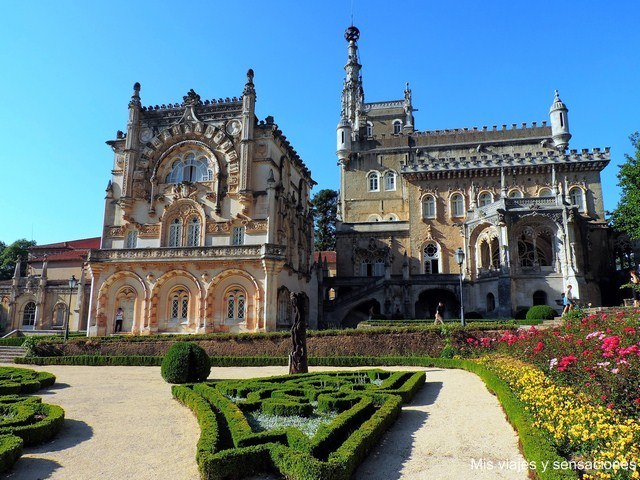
(0, 346), (27, 363)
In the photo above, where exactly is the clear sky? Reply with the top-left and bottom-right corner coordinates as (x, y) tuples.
(1, 0), (638, 245)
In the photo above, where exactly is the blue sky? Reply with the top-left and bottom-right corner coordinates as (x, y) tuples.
(1, 1), (638, 245)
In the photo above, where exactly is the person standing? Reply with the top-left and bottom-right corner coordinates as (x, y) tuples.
(434, 301), (445, 325)
(114, 307), (124, 333)
(630, 269), (640, 307)
(562, 285), (574, 316)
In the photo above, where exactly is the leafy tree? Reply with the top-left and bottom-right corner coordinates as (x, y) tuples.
(0, 239), (36, 280)
(311, 189), (338, 251)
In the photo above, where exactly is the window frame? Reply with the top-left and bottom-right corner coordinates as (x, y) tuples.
(232, 226), (245, 246)
(392, 120), (402, 135)
(569, 187), (585, 212)
(478, 191), (493, 207)
(384, 171), (396, 191)
(367, 171), (380, 192)
(125, 230), (138, 249)
(422, 195), (436, 219)
(450, 193), (465, 218)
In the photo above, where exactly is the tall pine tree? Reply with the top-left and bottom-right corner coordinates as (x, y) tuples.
(311, 189), (338, 251)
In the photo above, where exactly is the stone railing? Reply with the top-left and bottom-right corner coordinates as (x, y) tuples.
(88, 244), (286, 262)
(506, 197), (559, 209)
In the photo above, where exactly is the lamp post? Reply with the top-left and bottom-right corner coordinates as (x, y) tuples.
(64, 275), (78, 342)
(455, 247), (465, 327)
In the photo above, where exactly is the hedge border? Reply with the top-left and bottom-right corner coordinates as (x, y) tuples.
(0, 434), (22, 473)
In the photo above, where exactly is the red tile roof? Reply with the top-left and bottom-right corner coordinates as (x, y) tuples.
(314, 251), (337, 263)
(28, 237), (101, 263)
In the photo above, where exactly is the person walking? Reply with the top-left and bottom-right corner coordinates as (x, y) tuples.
(114, 307), (124, 333)
(434, 301), (445, 325)
(630, 269), (640, 307)
(562, 285), (574, 316)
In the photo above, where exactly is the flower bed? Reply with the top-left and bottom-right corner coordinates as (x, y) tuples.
(477, 355), (640, 480)
(173, 369), (425, 480)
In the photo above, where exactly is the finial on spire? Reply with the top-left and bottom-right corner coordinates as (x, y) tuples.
(183, 89), (201, 106)
(344, 25), (360, 42)
(129, 82), (141, 107)
(244, 68), (255, 95)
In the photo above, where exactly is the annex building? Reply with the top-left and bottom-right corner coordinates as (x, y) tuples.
(320, 25), (614, 326)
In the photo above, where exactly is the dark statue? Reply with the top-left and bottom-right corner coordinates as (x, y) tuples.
(289, 291), (308, 374)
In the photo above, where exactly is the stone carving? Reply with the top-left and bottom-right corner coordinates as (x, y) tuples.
(288, 291), (308, 374)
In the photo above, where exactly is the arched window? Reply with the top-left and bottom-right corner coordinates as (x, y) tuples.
(423, 243), (440, 274)
(486, 293), (495, 312)
(508, 189), (523, 198)
(125, 230), (138, 249)
(52, 303), (67, 328)
(361, 258), (372, 277)
(374, 258), (385, 276)
(168, 218), (182, 247)
(422, 195), (436, 219)
(368, 172), (380, 192)
(277, 288), (292, 327)
(518, 230), (553, 267)
(450, 193), (465, 218)
(491, 237), (500, 268)
(384, 171), (396, 191)
(478, 192), (493, 207)
(366, 122), (373, 138)
(538, 187), (552, 197)
(479, 240), (491, 269)
(226, 289), (246, 323)
(165, 152), (212, 184)
(186, 217), (201, 247)
(169, 289), (189, 324)
(569, 187), (585, 212)
(393, 120), (402, 135)
(22, 302), (36, 327)
(533, 290), (547, 306)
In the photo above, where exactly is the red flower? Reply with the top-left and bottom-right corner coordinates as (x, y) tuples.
(533, 341), (544, 353)
(607, 403), (614, 409)
(557, 355), (578, 371)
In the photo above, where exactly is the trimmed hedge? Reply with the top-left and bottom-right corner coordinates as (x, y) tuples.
(526, 305), (558, 321)
(0, 434), (22, 473)
(0, 367), (56, 394)
(161, 342), (211, 384)
(174, 370), (424, 480)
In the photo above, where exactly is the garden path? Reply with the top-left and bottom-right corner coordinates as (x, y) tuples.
(2, 364), (527, 480)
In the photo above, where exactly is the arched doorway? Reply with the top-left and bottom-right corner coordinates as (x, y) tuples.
(415, 288), (458, 320)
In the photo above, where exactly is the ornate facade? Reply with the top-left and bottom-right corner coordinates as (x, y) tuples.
(86, 71), (315, 335)
(322, 26), (614, 325)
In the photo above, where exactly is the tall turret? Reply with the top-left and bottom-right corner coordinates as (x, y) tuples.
(340, 25), (364, 137)
(549, 90), (571, 150)
(336, 113), (352, 164)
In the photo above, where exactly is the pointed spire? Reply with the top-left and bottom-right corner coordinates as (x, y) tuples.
(129, 82), (141, 108)
(341, 24), (364, 135)
(243, 68), (255, 96)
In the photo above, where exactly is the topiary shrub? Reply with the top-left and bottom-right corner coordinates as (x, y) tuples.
(525, 305), (557, 321)
(161, 342), (211, 384)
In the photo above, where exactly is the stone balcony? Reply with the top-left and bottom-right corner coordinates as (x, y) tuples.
(87, 244), (286, 263)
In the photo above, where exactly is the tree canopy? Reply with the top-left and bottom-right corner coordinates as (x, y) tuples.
(610, 133), (640, 239)
(0, 239), (36, 280)
(311, 189), (338, 251)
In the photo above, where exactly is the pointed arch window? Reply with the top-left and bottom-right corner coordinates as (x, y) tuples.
(367, 172), (380, 192)
(373, 258), (385, 276)
(450, 193), (465, 218)
(170, 290), (189, 324)
(422, 195), (436, 219)
(423, 243), (440, 274)
(22, 302), (36, 327)
(361, 258), (372, 277)
(168, 218), (182, 247)
(277, 288), (292, 327)
(226, 289), (246, 323)
(187, 217), (201, 247)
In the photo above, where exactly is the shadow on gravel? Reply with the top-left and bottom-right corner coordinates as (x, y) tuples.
(45, 382), (71, 390)
(6, 457), (61, 480)
(27, 419), (94, 453)
(354, 380), (443, 480)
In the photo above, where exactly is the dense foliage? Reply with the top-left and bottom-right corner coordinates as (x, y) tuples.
(161, 342), (211, 384)
(311, 189), (338, 251)
(526, 305), (558, 321)
(0, 239), (36, 280)
(610, 133), (640, 239)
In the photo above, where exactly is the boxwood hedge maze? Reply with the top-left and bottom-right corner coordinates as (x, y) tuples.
(0, 366), (65, 473)
(173, 369), (426, 480)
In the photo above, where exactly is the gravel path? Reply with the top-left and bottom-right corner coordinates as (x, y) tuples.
(2, 364), (527, 480)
